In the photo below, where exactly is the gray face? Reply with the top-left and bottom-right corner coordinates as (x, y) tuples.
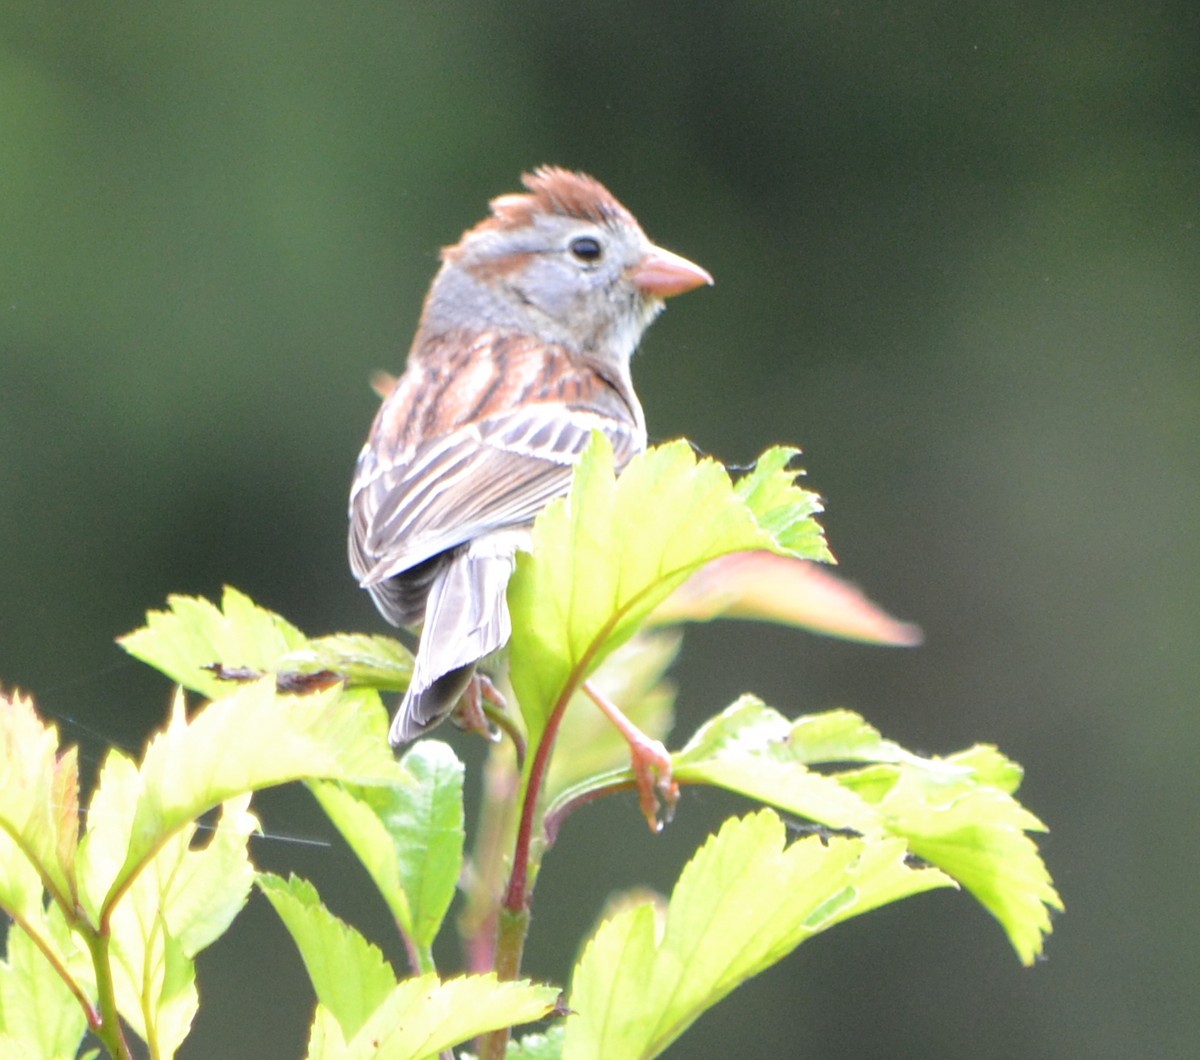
(424, 210), (663, 362)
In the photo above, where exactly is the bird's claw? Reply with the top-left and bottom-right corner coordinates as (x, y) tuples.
(451, 674), (503, 742)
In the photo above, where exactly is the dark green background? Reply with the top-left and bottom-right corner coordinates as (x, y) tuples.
(3, 3), (1197, 1057)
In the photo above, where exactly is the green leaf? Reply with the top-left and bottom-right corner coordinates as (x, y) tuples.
(96, 681), (402, 914)
(564, 809), (949, 1060)
(306, 974), (559, 1060)
(875, 773), (1063, 966)
(281, 632), (415, 693)
(116, 924), (196, 1060)
(258, 873), (397, 1041)
(732, 446), (833, 560)
(0, 835), (48, 976)
(508, 436), (829, 743)
(483, 1025), (565, 1060)
(0, 690), (79, 915)
(153, 795), (259, 956)
(672, 698), (1061, 964)
(672, 697), (894, 833)
(0, 831), (42, 957)
(0, 693), (94, 1059)
(75, 748), (140, 928)
(305, 1004), (345, 1059)
(2, 643), (415, 1060)
(121, 587), (418, 699)
(0, 922), (89, 1060)
(939, 744), (1026, 794)
(105, 797), (258, 1057)
(309, 741), (465, 969)
(64, 674), (405, 1053)
(119, 586), (309, 699)
(780, 707), (914, 764)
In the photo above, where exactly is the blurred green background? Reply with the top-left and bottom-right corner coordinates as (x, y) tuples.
(3, 2), (1197, 1057)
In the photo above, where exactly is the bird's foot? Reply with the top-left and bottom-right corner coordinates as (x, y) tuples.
(450, 673), (502, 740)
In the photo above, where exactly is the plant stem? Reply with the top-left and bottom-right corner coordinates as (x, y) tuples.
(9, 907), (101, 1037)
(494, 905), (531, 983)
(502, 695), (570, 916)
(476, 692), (573, 1060)
(398, 923), (426, 976)
(543, 776), (639, 844)
(84, 930), (134, 1060)
(460, 745), (521, 974)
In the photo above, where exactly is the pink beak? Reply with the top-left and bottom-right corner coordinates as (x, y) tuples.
(631, 245), (714, 298)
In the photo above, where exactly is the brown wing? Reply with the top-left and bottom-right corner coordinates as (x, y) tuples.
(348, 330), (644, 590)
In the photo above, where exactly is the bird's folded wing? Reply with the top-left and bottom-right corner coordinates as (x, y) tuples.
(350, 402), (643, 586)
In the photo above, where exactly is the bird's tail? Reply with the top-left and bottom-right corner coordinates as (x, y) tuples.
(388, 537), (518, 746)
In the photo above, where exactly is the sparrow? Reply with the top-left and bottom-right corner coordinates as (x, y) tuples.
(348, 167), (712, 747)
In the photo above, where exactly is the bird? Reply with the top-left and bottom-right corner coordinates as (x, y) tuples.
(348, 166), (712, 748)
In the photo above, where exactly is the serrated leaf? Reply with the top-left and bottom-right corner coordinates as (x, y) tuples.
(0, 690), (79, 913)
(671, 698), (1060, 963)
(111, 681), (401, 906)
(539, 687), (917, 844)
(0, 921), (89, 1060)
(75, 749), (140, 928)
(110, 918), (195, 1059)
(495, 1025), (565, 1060)
(783, 707), (912, 764)
(732, 446), (833, 560)
(331, 973), (559, 1060)
(258, 873), (397, 1040)
(0, 640), (414, 1060)
(0, 697), (94, 1059)
(306, 1004), (348, 1059)
(0, 830), (43, 943)
(671, 697), (981, 826)
(119, 586), (309, 699)
(105, 797), (258, 1057)
(564, 809), (949, 1060)
(281, 632), (415, 693)
(309, 740), (464, 968)
(941, 744), (1025, 794)
(626, 697), (884, 834)
(69, 677), (402, 977)
(154, 795), (258, 956)
(508, 436), (829, 742)
(833, 745), (1061, 965)
(878, 773), (1063, 965)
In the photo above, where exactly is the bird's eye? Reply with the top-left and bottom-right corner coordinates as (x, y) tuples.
(569, 235), (603, 263)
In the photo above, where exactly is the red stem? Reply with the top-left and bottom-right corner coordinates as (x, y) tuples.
(501, 692), (571, 915)
(477, 693), (573, 1060)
